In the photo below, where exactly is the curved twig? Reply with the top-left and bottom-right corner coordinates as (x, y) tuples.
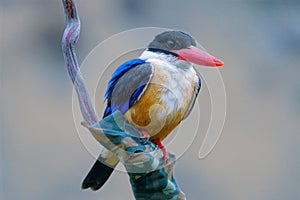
(61, 0), (98, 125)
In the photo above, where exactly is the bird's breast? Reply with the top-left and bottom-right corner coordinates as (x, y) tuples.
(124, 59), (198, 140)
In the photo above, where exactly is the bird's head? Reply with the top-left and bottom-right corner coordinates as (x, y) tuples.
(147, 31), (224, 67)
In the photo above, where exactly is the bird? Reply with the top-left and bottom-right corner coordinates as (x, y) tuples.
(82, 31), (224, 191)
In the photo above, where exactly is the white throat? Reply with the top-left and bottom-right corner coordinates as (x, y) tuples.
(139, 50), (192, 70)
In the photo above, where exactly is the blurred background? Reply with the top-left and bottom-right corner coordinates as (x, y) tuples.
(1, 0), (300, 199)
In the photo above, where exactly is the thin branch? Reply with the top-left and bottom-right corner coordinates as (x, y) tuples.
(61, 0), (98, 125)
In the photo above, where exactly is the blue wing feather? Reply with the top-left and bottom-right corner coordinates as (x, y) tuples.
(103, 105), (112, 118)
(104, 59), (146, 100)
(129, 85), (145, 107)
(103, 59), (149, 118)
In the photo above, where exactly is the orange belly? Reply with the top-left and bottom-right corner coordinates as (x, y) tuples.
(124, 62), (197, 141)
(124, 82), (183, 141)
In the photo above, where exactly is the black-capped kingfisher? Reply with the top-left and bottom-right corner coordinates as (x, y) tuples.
(82, 31), (224, 190)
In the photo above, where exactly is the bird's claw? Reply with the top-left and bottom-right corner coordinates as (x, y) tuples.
(156, 138), (169, 160)
(141, 130), (150, 140)
(161, 146), (169, 160)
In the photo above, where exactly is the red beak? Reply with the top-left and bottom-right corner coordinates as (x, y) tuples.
(171, 45), (224, 67)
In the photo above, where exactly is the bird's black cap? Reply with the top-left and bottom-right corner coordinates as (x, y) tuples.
(148, 31), (197, 54)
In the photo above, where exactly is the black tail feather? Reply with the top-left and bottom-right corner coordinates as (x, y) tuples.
(82, 160), (114, 191)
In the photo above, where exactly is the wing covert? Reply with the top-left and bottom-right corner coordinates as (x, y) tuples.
(104, 62), (154, 118)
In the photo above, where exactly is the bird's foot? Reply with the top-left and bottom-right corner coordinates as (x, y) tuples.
(155, 138), (169, 160)
(141, 130), (150, 140)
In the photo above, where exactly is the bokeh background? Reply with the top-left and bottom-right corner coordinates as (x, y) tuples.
(1, 0), (300, 199)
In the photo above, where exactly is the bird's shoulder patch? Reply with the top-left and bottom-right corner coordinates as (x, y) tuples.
(105, 58), (146, 100)
(103, 60), (154, 118)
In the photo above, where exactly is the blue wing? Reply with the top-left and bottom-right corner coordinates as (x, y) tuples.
(104, 59), (146, 100)
(103, 59), (153, 118)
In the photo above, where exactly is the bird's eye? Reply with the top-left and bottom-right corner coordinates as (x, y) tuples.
(167, 40), (176, 49)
